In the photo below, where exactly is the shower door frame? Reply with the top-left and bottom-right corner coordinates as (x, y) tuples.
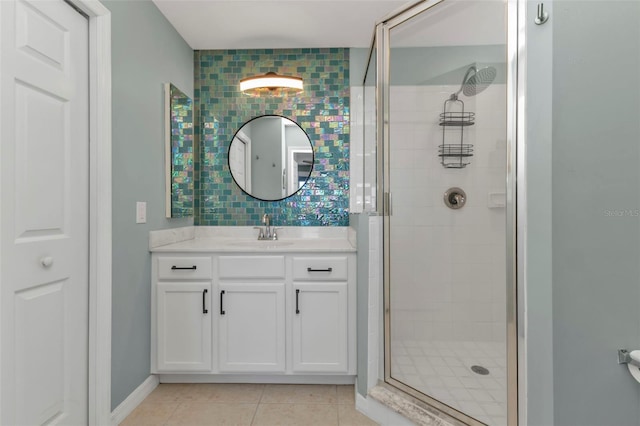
(374, 0), (521, 424)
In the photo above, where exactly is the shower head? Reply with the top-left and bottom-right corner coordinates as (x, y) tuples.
(450, 66), (497, 100)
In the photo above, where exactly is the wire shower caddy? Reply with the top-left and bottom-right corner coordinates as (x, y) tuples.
(439, 97), (474, 168)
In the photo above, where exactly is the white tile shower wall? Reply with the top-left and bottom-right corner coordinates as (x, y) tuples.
(363, 86), (377, 212)
(389, 84), (507, 343)
(350, 87), (364, 213)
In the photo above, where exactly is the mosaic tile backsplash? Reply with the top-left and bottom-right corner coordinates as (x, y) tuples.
(169, 83), (194, 217)
(194, 48), (350, 226)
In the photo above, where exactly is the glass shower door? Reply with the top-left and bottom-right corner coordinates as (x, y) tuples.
(383, 1), (509, 424)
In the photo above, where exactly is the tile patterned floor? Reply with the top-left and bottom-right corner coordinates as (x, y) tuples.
(120, 383), (378, 426)
(391, 340), (507, 426)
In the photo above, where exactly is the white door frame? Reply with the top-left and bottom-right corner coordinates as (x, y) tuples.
(0, 0), (112, 423)
(73, 1), (112, 424)
(235, 129), (252, 193)
(287, 146), (313, 194)
(68, 0), (112, 423)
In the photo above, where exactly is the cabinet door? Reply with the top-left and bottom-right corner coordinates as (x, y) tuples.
(157, 281), (212, 371)
(218, 283), (285, 372)
(293, 282), (348, 373)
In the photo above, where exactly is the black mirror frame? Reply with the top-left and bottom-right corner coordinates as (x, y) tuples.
(228, 114), (315, 202)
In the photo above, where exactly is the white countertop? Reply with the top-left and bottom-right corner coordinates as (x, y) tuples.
(149, 226), (357, 253)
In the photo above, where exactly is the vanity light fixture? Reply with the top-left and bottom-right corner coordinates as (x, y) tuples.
(239, 72), (303, 96)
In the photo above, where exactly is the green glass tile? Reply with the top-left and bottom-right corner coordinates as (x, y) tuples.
(194, 48), (350, 226)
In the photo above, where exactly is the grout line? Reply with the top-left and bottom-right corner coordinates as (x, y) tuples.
(249, 401), (260, 426)
(257, 383), (266, 404)
(162, 401), (182, 426)
(251, 384), (267, 426)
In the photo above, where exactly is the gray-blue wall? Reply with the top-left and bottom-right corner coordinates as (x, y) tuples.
(349, 48), (369, 86)
(525, 1), (554, 424)
(552, 2), (640, 424)
(526, 1), (640, 425)
(250, 117), (282, 200)
(349, 46), (505, 87)
(105, 0), (194, 410)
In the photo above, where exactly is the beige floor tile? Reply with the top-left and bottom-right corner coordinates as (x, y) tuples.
(338, 404), (379, 426)
(176, 384), (222, 402)
(252, 403), (339, 426)
(337, 385), (356, 405)
(207, 383), (265, 403)
(261, 384), (337, 404)
(120, 400), (179, 426)
(144, 384), (194, 403)
(166, 401), (257, 426)
(174, 384), (235, 402)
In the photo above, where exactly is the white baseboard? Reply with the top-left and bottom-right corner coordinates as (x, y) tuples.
(110, 375), (159, 426)
(157, 374), (355, 384)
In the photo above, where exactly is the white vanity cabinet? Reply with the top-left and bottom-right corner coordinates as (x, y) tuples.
(217, 256), (286, 373)
(149, 231), (356, 382)
(292, 257), (349, 373)
(153, 256), (213, 372)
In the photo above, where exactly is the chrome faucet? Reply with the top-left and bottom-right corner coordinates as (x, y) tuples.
(254, 214), (280, 240)
(262, 214), (271, 239)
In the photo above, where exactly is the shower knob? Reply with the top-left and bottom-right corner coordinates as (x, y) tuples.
(444, 187), (467, 210)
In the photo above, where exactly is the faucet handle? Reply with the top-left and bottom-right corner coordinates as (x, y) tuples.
(253, 226), (264, 240)
(272, 227), (283, 240)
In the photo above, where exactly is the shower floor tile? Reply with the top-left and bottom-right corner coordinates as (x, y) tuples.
(391, 339), (506, 426)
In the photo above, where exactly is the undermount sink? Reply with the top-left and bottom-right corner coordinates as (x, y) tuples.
(229, 240), (295, 248)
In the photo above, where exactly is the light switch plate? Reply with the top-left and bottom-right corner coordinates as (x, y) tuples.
(136, 201), (147, 224)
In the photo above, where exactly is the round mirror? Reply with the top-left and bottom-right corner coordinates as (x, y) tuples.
(229, 115), (314, 201)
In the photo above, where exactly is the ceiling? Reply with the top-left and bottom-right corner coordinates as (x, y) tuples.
(152, 0), (409, 49)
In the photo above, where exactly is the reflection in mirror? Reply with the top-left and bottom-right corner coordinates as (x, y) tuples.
(164, 83), (194, 218)
(229, 115), (313, 201)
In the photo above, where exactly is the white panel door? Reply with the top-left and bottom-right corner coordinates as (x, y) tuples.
(292, 283), (348, 373)
(218, 283), (285, 372)
(157, 282), (212, 372)
(0, 0), (89, 424)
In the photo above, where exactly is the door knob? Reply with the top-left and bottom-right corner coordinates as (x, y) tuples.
(40, 257), (54, 267)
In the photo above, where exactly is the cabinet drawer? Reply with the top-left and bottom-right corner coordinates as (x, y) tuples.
(158, 256), (212, 280)
(292, 257), (348, 281)
(218, 256), (285, 279)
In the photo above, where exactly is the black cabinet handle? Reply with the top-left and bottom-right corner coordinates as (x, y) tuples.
(202, 289), (208, 314)
(296, 289), (300, 314)
(307, 267), (333, 272)
(220, 290), (225, 315)
(171, 265), (197, 270)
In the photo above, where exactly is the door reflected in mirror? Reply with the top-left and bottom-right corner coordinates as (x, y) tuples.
(229, 115), (314, 201)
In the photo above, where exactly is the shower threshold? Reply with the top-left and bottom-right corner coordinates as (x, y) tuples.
(368, 383), (464, 426)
